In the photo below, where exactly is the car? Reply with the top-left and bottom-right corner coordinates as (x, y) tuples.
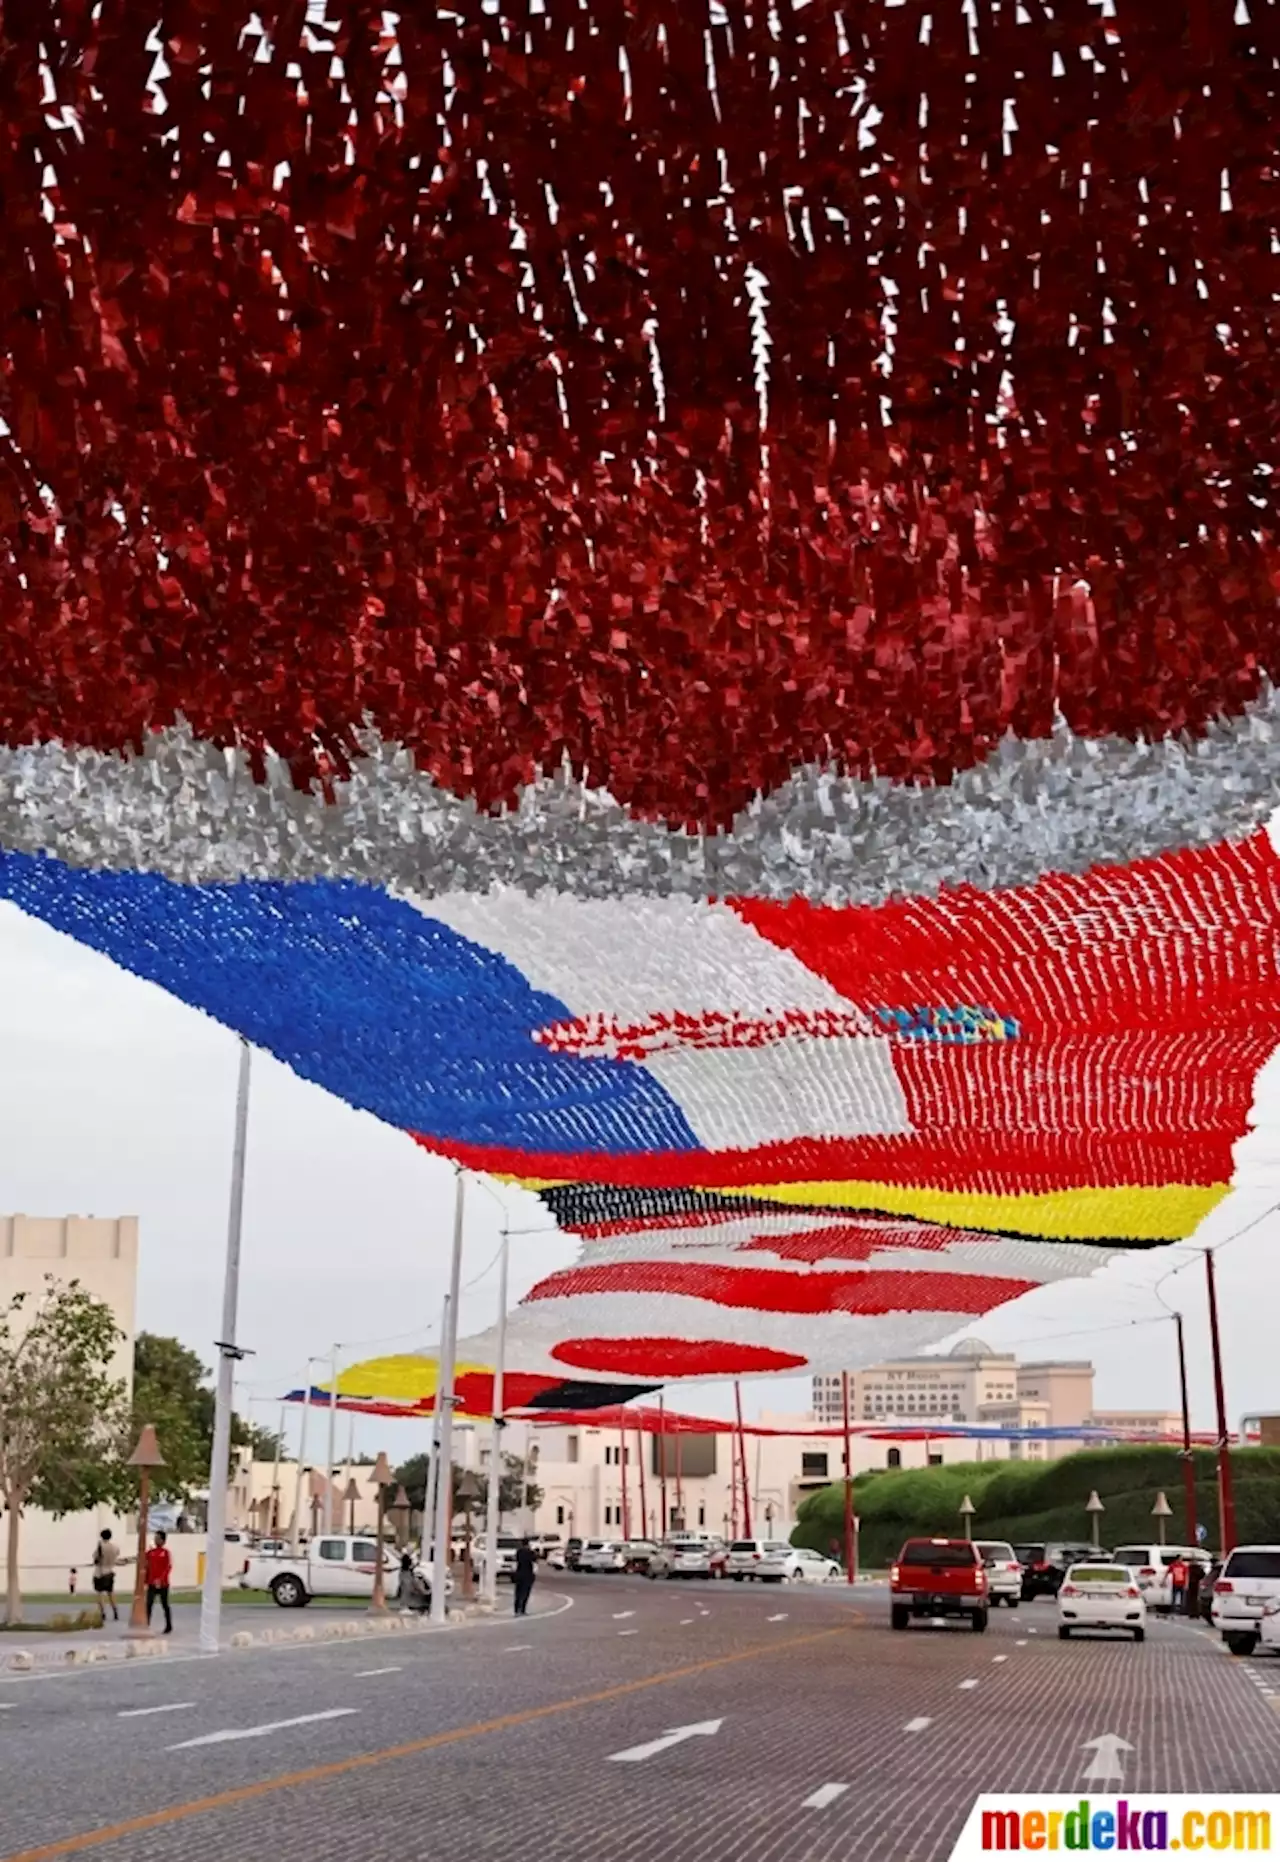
(1109, 1542), (1211, 1612)
(1211, 1545), (1280, 1655)
(621, 1539), (661, 1574)
(544, 1545), (567, 1572)
(1013, 1541), (1102, 1600)
(1057, 1561), (1146, 1641)
(726, 1538), (773, 1579)
(974, 1540), (1023, 1607)
(578, 1539), (627, 1572)
(564, 1538), (584, 1570)
(474, 1535), (523, 1583)
(240, 1534), (447, 1608)
(890, 1537), (988, 1631)
(755, 1545), (841, 1584)
(647, 1538), (727, 1579)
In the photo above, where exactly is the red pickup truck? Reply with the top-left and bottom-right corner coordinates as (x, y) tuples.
(890, 1538), (989, 1632)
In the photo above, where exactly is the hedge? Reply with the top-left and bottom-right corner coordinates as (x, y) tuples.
(791, 1445), (1280, 1569)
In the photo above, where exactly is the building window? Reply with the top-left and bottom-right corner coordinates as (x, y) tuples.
(698, 1505), (706, 1526)
(556, 1503), (565, 1525)
(567, 1435), (579, 1464)
(928, 1452), (943, 1466)
(887, 1448), (902, 1469)
(605, 1445), (616, 1465)
(801, 1452), (829, 1479)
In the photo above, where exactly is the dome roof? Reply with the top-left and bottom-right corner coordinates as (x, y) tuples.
(947, 1336), (995, 1358)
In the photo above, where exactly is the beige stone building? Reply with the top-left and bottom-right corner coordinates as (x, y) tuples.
(0, 1213), (138, 1387)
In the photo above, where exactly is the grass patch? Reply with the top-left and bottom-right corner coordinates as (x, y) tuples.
(0, 1609), (104, 1633)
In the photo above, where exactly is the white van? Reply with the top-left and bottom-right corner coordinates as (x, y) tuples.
(1110, 1543), (1210, 1611)
(1211, 1545), (1280, 1654)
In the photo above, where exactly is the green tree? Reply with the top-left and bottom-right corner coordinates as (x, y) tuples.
(0, 1279), (129, 1624)
(131, 1333), (281, 1500)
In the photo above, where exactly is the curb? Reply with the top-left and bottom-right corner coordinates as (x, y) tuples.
(6, 1601), (496, 1670)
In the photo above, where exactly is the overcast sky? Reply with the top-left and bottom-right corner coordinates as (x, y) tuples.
(3, 896), (1279, 1464)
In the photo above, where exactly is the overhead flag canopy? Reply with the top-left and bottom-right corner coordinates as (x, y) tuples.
(3, 0), (1280, 1388)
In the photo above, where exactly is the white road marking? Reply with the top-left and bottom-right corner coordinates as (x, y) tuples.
(679, 1618), (695, 1625)
(803, 1783), (850, 1810)
(0, 1703), (14, 1711)
(903, 1717), (932, 1733)
(608, 1719), (724, 1764)
(613, 1611), (635, 1620)
(766, 1613), (789, 1622)
(1015, 1639), (1028, 1646)
(1028, 1627), (1038, 1634)
(992, 1655), (1008, 1664)
(353, 1667), (401, 1678)
(618, 1629), (639, 1637)
(504, 1644), (532, 1652)
(958, 1679), (979, 1690)
(118, 1702), (196, 1719)
(170, 1708), (358, 1751)
(1080, 1733), (1134, 1785)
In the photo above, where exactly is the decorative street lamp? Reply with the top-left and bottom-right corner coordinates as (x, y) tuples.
(369, 1452), (394, 1614)
(1086, 1489), (1105, 1549)
(308, 1467), (327, 1539)
(390, 1483), (411, 1550)
(126, 1424), (165, 1630)
(343, 1477), (361, 1535)
(1151, 1491), (1172, 1547)
(958, 1493), (975, 1541)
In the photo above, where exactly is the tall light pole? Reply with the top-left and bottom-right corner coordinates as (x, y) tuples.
(430, 1169), (466, 1626)
(1172, 1311), (1199, 1548)
(1204, 1249), (1237, 1552)
(289, 1355), (325, 1555)
(199, 1037), (252, 1657)
(324, 1343), (340, 1532)
(483, 1224), (509, 1607)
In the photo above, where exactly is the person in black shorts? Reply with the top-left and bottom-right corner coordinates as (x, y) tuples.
(92, 1528), (121, 1621)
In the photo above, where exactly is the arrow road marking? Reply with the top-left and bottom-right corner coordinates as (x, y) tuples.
(903, 1717), (932, 1734)
(1080, 1733), (1134, 1785)
(170, 1709), (358, 1752)
(613, 1611), (635, 1620)
(803, 1784), (850, 1810)
(118, 1702), (196, 1719)
(608, 1719), (724, 1764)
(766, 1613), (789, 1622)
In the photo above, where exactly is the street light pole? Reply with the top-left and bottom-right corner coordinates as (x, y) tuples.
(289, 1356), (323, 1555)
(841, 1371), (856, 1584)
(431, 1169), (467, 1626)
(324, 1343), (339, 1532)
(1204, 1249), (1237, 1552)
(199, 1037), (252, 1657)
(1173, 1311), (1198, 1549)
(483, 1224), (509, 1608)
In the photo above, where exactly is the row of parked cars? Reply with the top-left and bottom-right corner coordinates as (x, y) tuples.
(565, 1533), (843, 1582)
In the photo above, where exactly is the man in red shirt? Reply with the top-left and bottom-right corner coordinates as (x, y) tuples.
(1168, 1556), (1189, 1615)
(144, 1531), (173, 1634)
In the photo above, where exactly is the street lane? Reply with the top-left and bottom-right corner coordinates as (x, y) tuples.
(1, 1578), (1276, 1862)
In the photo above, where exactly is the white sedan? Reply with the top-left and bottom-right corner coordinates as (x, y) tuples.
(755, 1545), (843, 1584)
(1057, 1562), (1147, 1641)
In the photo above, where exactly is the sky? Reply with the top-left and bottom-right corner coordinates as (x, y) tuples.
(3, 895), (1280, 1466)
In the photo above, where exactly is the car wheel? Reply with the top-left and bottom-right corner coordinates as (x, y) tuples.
(891, 1604), (910, 1631)
(971, 1608), (988, 1633)
(270, 1574), (306, 1609)
(1007, 1599), (1019, 1609)
(733, 1574), (743, 1582)
(1058, 1626), (1071, 1640)
(786, 1568), (802, 1582)
(1133, 1628), (1146, 1643)
(1226, 1632), (1259, 1657)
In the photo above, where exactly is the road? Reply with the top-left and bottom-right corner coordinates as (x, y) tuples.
(1, 1576), (1277, 1862)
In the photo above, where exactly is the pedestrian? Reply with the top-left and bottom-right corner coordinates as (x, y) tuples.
(1186, 1558), (1204, 1619)
(396, 1551), (427, 1613)
(513, 1535), (536, 1617)
(145, 1530), (173, 1634)
(92, 1528), (121, 1622)
(1168, 1555), (1189, 1614)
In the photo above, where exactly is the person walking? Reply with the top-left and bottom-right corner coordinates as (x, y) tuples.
(1168, 1555), (1189, 1615)
(144, 1530), (173, 1634)
(513, 1536), (536, 1617)
(92, 1528), (121, 1622)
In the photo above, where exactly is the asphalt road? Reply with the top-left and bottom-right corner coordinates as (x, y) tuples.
(2, 1576), (1277, 1862)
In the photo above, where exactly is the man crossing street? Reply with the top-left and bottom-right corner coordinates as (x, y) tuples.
(513, 1536), (537, 1617)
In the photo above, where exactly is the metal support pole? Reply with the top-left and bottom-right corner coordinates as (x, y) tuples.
(1173, 1311), (1198, 1549)
(270, 1404), (285, 1533)
(734, 1383), (752, 1539)
(324, 1344), (339, 1532)
(1205, 1249), (1237, 1553)
(199, 1038), (252, 1656)
(424, 1296), (449, 1554)
(289, 1365), (317, 1555)
(620, 1427), (631, 1541)
(635, 1422), (648, 1546)
(658, 1393), (668, 1537)
(483, 1225), (509, 1607)
(431, 1171), (466, 1625)
(841, 1371), (856, 1584)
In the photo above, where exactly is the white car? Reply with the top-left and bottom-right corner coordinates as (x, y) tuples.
(578, 1539), (627, 1572)
(473, 1535), (523, 1583)
(727, 1538), (773, 1579)
(975, 1540), (1023, 1607)
(1056, 1562), (1146, 1641)
(1110, 1542), (1210, 1611)
(755, 1544), (841, 1584)
(1211, 1545), (1280, 1655)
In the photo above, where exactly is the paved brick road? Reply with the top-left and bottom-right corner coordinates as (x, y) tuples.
(1, 1578), (1275, 1862)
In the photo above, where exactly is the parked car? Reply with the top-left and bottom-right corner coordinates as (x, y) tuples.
(564, 1537), (584, 1571)
(621, 1539), (661, 1574)
(1211, 1545), (1280, 1655)
(1057, 1561), (1146, 1641)
(473, 1535), (523, 1584)
(1109, 1542), (1212, 1612)
(974, 1540), (1023, 1607)
(1013, 1541), (1102, 1600)
(755, 1545), (841, 1584)
(578, 1539), (627, 1572)
(726, 1538), (774, 1580)
(649, 1538), (729, 1579)
(890, 1537), (988, 1631)
(544, 1544), (567, 1572)
(241, 1533), (422, 1608)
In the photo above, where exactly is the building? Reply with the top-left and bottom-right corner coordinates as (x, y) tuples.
(0, 1214), (138, 1387)
(812, 1338), (1096, 1460)
(1088, 1408), (1182, 1437)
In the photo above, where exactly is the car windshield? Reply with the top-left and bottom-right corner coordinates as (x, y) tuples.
(1224, 1550), (1280, 1580)
(1013, 1544), (1045, 1563)
(976, 1542), (1015, 1559)
(900, 1540), (977, 1568)
(764, 1542), (793, 1554)
(1069, 1566), (1129, 1584)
